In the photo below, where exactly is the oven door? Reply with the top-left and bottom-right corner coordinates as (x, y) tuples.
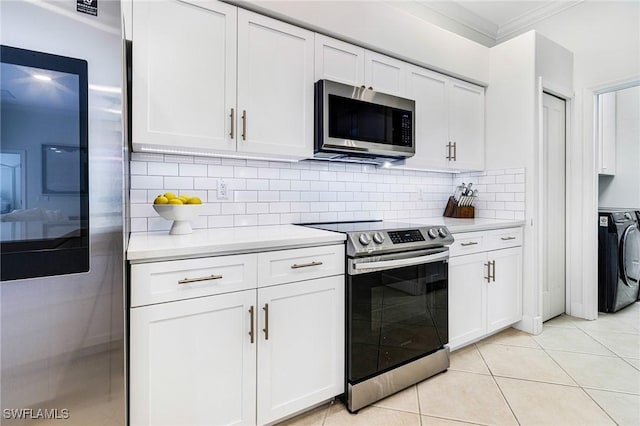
(347, 248), (448, 384)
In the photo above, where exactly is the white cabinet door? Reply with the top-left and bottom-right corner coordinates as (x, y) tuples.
(448, 252), (487, 350)
(315, 34), (365, 86)
(130, 290), (256, 426)
(598, 91), (616, 175)
(403, 66), (449, 170)
(364, 50), (407, 96)
(448, 79), (484, 171)
(237, 10), (314, 160)
(256, 276), (344, 425)
(132, 0), (237, 154)
(487, 247), (523, 333)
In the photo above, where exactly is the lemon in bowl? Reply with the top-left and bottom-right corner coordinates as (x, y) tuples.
(153, 192), (202, 235)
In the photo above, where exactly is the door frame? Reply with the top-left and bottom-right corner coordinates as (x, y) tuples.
(583, 75), (640, 320)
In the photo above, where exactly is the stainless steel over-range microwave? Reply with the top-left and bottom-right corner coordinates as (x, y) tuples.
(314, 79), (415, 164)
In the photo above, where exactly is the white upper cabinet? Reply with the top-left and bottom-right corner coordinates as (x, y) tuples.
(132, 0), (237, 154)
(401, 69), (485, 172)
(598, 91), (616, 175)
(364, 50), (407, 97)
(448, 79), (485, 171)
(237, 10), (314, 159)
(132, 2), (314, 160)
(314, 34), (365, 86)
(403, 66), (449, 170)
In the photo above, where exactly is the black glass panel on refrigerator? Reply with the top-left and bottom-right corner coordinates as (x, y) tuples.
(328, 95), (412, 147)
(347, 260), (448, 383)
(0, 45), (89, 281)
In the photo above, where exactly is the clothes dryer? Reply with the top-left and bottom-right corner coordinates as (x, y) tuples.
(598, 210), (640, 312)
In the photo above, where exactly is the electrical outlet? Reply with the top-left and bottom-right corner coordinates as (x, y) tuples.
(216, 179), (228, 200)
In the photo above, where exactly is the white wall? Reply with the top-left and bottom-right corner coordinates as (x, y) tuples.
(598, 85), (640, 209)
(231, 0), (490, 85)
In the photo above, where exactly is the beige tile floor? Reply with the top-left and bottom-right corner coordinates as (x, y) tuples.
(279, 302), (640, 426)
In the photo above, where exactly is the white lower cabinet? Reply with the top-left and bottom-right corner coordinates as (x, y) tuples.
(130, 245), (345, 426)
(448, 229), (523, 350)
(257, 276), (344, 425)
(130, 290), (256, 426)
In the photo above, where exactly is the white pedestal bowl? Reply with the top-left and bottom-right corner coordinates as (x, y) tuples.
(153, 204), (202, 235)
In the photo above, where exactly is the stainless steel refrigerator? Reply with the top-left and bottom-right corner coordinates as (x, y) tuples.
(0, 1), (126, 424)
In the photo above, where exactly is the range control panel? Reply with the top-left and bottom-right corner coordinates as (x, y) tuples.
(388, 230), (425, 244)
(347, 225), (454, 257)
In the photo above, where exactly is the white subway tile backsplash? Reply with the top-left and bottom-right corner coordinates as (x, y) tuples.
(234, 167), (258, 179)
(280, 192), (301, 202)
(495, 210), (515, 220)
(234, 215), (258, 227)
(234, 191), (258, 202)
(258, 191), (279, 202)
(495, 174), (515, 184)
(319, 192), (337, 202)
(131, 175), (163, 189)
(300, 170), (319, 181)
(130, 155), (525, 231)
(269, 202), (291, 213)
(269, 180), (290, 191)
(221, 203), (246, 215)
(130, 161), (147, 175)
(208, 165), (234, 177)
(258, 214), (281, 225)
(164, 176), (193, 189)
(300, 192), (320, 202)
(179, 164), (207, 177)
(505, 183), (525, 192)
(194, 156), (222, 165)
(246, 179), (269, 191)
(165, 154), (194, 164)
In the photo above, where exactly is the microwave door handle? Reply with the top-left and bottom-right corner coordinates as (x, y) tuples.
(353, 251), (449, 271)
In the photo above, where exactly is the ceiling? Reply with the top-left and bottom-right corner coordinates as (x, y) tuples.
(391, 0), (583, 46)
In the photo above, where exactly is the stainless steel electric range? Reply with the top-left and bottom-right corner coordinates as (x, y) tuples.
(301, 220), (454, 412)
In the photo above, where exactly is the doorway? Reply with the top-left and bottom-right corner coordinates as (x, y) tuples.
(542, 92), (567, 321)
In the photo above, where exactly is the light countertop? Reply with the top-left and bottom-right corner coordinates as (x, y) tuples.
(409, 217), (526, 233)
(127, 224), (346, 263)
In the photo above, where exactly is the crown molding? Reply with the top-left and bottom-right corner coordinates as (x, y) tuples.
(416, 1), (499, 40)
(497, 1), (583, 42)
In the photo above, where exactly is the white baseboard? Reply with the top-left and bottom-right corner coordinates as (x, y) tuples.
(514, 315), (544, 335)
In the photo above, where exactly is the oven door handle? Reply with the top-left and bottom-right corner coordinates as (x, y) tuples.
(353, 251), (449, 271)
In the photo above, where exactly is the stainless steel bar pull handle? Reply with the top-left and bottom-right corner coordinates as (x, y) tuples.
(178, 274), (222, 285)
(500, 236), (516, 241)
(461, 241), (479, 246)
(491, 260), (496, 282)
(241, 110), (247, 141)
(291, 261), (323, 269)
(229, 108), (235, 139)
(446, 142), (451, 160)
(484, 262), (491, 283)
(453, 142), (457, 161)
(249, 306), (255, 344)
(263, 303), (269, 340)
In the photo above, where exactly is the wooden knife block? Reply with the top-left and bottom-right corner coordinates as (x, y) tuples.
(443, 196), (475, 218)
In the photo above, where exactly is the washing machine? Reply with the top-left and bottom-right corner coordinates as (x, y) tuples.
(598, 209), (640, 312)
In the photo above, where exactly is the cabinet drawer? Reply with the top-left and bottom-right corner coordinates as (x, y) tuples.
(449, 232), (486, 257)
(257, 244), (345, 287)
(485, 228), (523, 251)
(131, 254), (258, 307)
